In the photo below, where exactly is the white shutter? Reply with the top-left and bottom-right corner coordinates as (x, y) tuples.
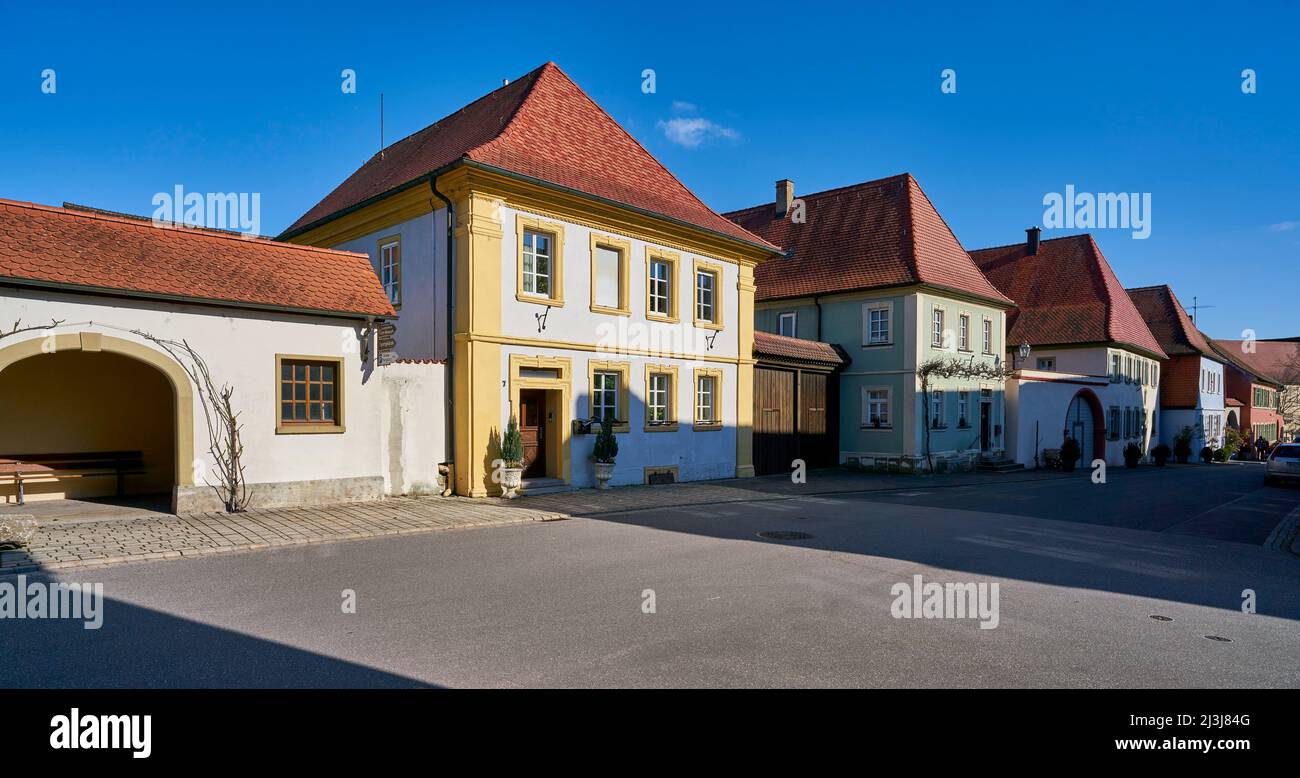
(594, 246), (620, 309)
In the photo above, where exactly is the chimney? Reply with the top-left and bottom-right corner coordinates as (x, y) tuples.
(776, 179), (795, 219)
(1026, 226), (1041, 256)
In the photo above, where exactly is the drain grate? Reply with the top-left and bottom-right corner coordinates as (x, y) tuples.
(1149, 615), (1174, 622)
(1204, 635), (1233, 643)
(756, 530), (814, 540)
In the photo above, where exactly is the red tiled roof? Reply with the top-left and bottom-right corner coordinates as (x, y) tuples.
(1206, 338), (1284, 388)
(1214, 339), (1300, 385)
(969, 234), (1166, 359)
(283, 63), (777, 252)
(725, 174), (1012, 305)
(1126, 285), (1217, 358)
(0, 199), (394, 318)
(753, 330), (849, 367)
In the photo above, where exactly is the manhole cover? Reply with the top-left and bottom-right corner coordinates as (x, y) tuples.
(1204, 635), (1233, 643)
(1149, 615), (1174, 622)
(756, 530), (814, 540)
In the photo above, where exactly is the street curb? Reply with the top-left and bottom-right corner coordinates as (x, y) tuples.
(1264, 503), (1300, 557)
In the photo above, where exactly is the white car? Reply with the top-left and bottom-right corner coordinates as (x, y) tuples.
(1265, 444), (1300, 486)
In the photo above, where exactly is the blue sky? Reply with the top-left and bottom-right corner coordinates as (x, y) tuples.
(2, 1), (1297, 337)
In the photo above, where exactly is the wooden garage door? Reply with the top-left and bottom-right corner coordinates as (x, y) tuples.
(798, 371), (836, 469)
(754, 366), (796, 475)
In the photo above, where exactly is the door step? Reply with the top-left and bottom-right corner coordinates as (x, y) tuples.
(976, 459), (1025, 473)
(520, 478), (576, 496)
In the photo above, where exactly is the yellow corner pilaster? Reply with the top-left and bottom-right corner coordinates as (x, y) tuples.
(735, 264), (756, 478)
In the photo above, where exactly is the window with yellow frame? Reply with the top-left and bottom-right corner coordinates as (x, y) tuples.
(516, 214), (565, 306)
(693, 368), (723, 430)
(645, 248), (679, 322)
(587, 359), (630, 432)
(589, 233), (630, 316)
(644, 364), (679, 432)
(693, 259), (724, 330)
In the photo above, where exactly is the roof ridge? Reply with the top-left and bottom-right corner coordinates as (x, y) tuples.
(722, 172), (911, 217)
(900, 174), (923, 283)
(0, 198), (371, 262)
(461, 62), (552, 158)
(1084, 235), (1121, 343)
(969, 232), (1094, 255)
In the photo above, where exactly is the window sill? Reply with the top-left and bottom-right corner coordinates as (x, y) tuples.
(693, 421), (723, 432)
(646, 313), (679, 324)
(276, 423), (346, 435)
(644, 422), (680, 433)
(517, 292), (565, 307)
(861, 425), (894, 431)
(862, 341), (893, 348)
(590, 305), (630, 317)
(693, 319), (724, 331)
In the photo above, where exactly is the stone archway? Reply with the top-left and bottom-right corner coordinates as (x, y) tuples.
(0, 332), (194, 510)
(1063, 387), (1107, 465)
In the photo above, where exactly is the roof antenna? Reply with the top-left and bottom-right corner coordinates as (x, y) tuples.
(379, 92), (385, 159)
(1191, 296), (1215, 325)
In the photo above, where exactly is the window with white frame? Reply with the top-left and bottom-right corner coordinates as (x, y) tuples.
(959, 315), (970, 351)
(778, 312), (797, 337)
(930, 390), (945, 427)
(982, 318), (993, 354)
(1111, 353), (1121, 382)
(695, 374), (717, 425)
(932, 309), (945, 347)
(379, 237), (401, 306)
(958, 391), (971, 427)
(593, 371), (619, 425)
(592, 243), (624, 312)
(864, 302), (891, 345)
(647, 372), (672, 424)
(1036, 357), (1056, 371)
(864, 387), (891, 428)
(522, 229), (553, 297)
(695, 269), (716, 324)
(1109, 407), (1121, 439)
(648, 258), (672, 316)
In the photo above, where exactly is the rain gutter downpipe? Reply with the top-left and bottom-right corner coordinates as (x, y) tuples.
(430, 173), (456, 496)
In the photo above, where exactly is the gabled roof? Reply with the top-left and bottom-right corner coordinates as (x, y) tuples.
(1125, 285), (1219, 359)
(1206, 338), (1283, 389)
(969, 233), (1166, 359)
(0, 199), (394, 318)
(724, 174), (1012, 305)
(282, 62), (776, 252)
(1213, 338), (1300, 386)
(753, 330), (849, 367)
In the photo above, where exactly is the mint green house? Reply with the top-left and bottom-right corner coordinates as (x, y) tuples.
(727, 175), (1014, 471)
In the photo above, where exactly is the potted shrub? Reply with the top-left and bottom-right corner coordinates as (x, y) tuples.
(1199, 445), (1214, 463)
(1173, 426), (1193, 464)
(591, 413), (618, 490)
(1060, 437), (1081, 471)
(870, 415), (881, 429)
(1213, 447), (1229, 462)
(1123, 442), (1142, 468)
(1152, 443), (1171, 467)
(499, 415), (525, 498)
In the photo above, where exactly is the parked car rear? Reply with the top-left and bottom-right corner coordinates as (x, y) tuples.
(1265, 444), (1300, 486)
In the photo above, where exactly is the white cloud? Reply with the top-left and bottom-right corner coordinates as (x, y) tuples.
(671, 100), (697, 113)
(1268, 220), (1300, 232)
(656, 117), (739, 149)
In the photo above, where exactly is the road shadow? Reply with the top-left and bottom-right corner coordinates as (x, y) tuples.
(1, 591), (437, 689)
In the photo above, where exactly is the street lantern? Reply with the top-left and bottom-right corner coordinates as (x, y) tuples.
(1015, 341), (1031, 369)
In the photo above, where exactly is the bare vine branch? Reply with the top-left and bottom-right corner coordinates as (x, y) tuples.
(917, 355), (1013, 471)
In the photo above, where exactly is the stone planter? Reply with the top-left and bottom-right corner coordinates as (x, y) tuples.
(594, 461), (615, 490)
(501, 467), (523, 499)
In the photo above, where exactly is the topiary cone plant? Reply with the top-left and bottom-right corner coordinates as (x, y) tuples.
(1060, 437), (1081, 471)
(592, 413), (619, 489)
(499, 415), (525, 498)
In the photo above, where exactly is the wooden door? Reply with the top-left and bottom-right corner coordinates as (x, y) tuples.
(798, 372), (834, 468)
(979, 401), (991, 452)
(753, 367), (796, 475)
(520, 389), (546, 478)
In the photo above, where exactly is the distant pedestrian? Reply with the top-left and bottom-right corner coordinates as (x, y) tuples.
(1256, 435), (1270, 459)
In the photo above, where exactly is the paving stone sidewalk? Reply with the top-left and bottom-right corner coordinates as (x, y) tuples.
(0, 497), (565, 575)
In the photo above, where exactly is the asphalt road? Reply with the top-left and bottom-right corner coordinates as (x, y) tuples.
(4, 464), (1299, 688)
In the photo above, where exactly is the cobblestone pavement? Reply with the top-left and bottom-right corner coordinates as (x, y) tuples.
(0, 469), (1069, 575)
(0, 497), (565, 575)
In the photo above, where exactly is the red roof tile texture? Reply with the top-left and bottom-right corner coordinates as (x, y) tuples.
(969, 234), (1166, 359)
(753, 330), (849, 366)
(0, 199), (394, 318)
(1213, 339), (1300, 386)
(1126, 285), (1217, 358)
(284, 63), (776, 251)
(725, 174), (1011, 305)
